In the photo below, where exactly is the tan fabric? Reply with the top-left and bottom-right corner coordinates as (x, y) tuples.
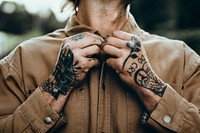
(0, 13), (200, 133)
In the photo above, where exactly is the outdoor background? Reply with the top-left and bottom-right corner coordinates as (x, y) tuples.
(0, 0), (200, 59)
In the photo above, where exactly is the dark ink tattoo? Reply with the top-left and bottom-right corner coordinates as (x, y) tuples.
(134, 61), (166, 97)
(69, 33), (85, 41)
(42, 45), (81, 99)
(122, 36), (141, 69)
(123, 36), (167, 97)
(127, 62), (138, 76)
(138, 55), (145, 64)
(42, 33), (87, 99)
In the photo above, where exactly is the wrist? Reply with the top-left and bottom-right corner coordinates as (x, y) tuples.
(40, 86), (69, 113)
(132, 78), (167, 113)
(42, 75), (72, 99)
(136, 87), (161, 113)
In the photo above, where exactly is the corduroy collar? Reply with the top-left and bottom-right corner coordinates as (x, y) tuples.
(64, 13), (142, 38)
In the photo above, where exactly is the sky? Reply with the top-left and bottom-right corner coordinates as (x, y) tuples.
(0, 0), (73, 22)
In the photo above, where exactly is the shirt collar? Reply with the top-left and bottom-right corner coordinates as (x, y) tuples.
(64, 13), (142, 38)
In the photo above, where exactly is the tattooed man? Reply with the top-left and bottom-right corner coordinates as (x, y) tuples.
(0, 0), (200, 132)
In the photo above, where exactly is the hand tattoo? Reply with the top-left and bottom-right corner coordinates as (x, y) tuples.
(42, 33), (85, 99)
(122, 36), (141, 69)
(134, 60), (166, 97)
(124, 36), (167, 97)
(69, 33), (85, 41)
(42, 45), (80, 99)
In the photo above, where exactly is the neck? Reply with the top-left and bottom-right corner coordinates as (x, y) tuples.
(77, 0), (129, 36)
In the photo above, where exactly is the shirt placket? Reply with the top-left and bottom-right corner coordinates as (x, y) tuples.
(96, 62), (112, 133)
(97, 62), (106, 133)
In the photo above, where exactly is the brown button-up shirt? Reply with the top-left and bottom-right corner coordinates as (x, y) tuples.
(0, 13), (200, 133)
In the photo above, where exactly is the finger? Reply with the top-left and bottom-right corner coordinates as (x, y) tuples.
(112, 30), (133, 41)
(87, 58), (101, 68)
(64, 32), (104, 49)
(81, 45), (101, 57)
(112, 30), (141, 43)
(102, 45), (122, 58)
(80, 32), (104, 48)
(105, 37), (126, 48)
(112, 30), (142, 49)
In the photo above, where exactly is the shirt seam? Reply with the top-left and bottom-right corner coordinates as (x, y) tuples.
(178, 101), (190, 132)
(3, 58), (28, 99)
(20, 106), (40, 132)
(4, 59), (23, 80)
(184, 56), (199, 81)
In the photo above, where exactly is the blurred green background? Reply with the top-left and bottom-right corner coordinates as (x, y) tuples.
(0, 0), (200, 59)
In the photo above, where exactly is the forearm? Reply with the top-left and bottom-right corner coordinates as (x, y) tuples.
(130, 62), (167, 112)
(40, 86), (71, 113)
(135, 86), (162, 113)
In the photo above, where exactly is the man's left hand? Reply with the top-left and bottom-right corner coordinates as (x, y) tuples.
(102, 30), (167, 111)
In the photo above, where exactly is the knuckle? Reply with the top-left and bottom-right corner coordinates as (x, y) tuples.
(112, 30), (120, 36)
(103, 44), (108, 48)
(72, 49), (81, 57)
(106, 58), (112, 64)
(90, 37), (100, 44)
(107, 37), (115, 44)
(91, 37), (97, 43)
(103, 45), (109, 51)
(80, 60), (87, 67)
(106, 37), (112, 42)
(94, 45), (100, 53)
(93, 44), (99, 49)
(83, 32), (92, 36)
(63, 38), (70, 43)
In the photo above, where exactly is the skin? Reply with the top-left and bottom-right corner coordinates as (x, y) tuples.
(41, 32), (103, 113)
(103, 30), (167, 112)
(41, 0), (167, 114)
(77, 0), (130, 35)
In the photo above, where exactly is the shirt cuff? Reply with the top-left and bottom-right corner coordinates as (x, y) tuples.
(19, 88), (61, 132)
(143, 84), (189, 132)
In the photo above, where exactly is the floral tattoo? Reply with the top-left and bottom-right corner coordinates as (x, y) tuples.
(42, 33), (84, 99)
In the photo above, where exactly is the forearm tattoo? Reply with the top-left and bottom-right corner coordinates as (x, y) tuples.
(124, 36), (167, 97)
(42, 33), (84, 99)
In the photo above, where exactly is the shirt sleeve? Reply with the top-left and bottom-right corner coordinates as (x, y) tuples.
(144, 44), (200, 132)
(0, 54), (64, 132)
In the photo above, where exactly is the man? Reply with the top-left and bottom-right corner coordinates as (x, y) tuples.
(0, 0), (199, 132)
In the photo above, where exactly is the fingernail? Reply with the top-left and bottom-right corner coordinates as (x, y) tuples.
(100, 38), (104, 44)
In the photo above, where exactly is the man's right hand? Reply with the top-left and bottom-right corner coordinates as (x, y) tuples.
(40, 32), (103, 113)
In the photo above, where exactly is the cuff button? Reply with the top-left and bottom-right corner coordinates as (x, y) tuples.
(79, 87), (85, 93)
(44, 116), (52, 124)
(163, 115), (171, 123)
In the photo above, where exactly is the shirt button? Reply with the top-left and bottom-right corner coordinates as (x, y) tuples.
(44, 117), (52, 124)
(79, 87), (85, 93)
(163, 115), (171, 123)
